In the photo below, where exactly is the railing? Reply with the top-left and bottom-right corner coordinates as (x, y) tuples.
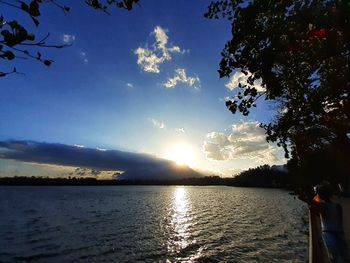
(309, 210), (331, 263)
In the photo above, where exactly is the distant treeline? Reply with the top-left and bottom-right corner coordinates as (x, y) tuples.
(231, 165), (293, 188)
(0, 165), (291, 188)
(0, 175), (229, 186)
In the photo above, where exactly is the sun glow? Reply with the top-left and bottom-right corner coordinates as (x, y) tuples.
(165, 143), (196, 167)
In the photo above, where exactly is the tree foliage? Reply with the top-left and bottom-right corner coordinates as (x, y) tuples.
(231, 164), (292, 188)
(205, 0), (350, 164)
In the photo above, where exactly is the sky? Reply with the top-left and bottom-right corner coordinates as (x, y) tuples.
(0, 0), (286, 177)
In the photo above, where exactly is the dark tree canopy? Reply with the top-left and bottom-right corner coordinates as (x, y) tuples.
(205, 0), (350, 164)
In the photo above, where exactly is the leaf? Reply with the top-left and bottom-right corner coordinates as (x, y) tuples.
(20, 2), (29, 12)
(29, 1), (40, 17)
(43, 60), (52, 66)
(31, 16), (40, 27)
(26, 34), (35, 41)
(1, 30), (10, 38)
(4, 51), (15, 60)
(225, 100), (232, 107)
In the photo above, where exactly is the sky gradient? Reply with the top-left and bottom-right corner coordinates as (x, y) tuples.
(0, 0), (286, 176)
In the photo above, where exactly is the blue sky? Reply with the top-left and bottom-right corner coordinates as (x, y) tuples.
(0, 0), (286, 176)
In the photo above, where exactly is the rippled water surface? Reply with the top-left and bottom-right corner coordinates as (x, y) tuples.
(0, 186), (308, 262)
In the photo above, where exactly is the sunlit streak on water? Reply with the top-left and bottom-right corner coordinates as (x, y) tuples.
(166, 187), (204, 261)
(168, 187), (191, 253)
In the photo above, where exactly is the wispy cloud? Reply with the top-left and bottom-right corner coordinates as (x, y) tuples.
(164, 68), (200, 90)
(225, 71), (265, 92)
(96, 147), (107, 151)
(134, 26), (184, 73)
(79, 51), (88, 63)
(202, 121), (282, 164)
(126, 83), (134, 88)
(63, 34), (75, 43)
(176, 128), (185, 133)
(149, 118), (166, 129)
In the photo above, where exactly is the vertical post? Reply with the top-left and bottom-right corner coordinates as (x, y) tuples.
(309, 209), (331, 263)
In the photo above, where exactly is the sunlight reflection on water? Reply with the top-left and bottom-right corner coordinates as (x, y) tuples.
(169, 187), (191, 252)
(167, 187), (204, 261)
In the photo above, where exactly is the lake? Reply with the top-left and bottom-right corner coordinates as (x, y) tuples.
(0, 186), (308, 262)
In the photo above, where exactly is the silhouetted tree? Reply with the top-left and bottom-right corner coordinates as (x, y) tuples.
(205, 0), (349, 165)
(230, 164), (292, 188)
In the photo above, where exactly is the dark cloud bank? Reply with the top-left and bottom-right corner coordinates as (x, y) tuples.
(0, 140), (202, 180)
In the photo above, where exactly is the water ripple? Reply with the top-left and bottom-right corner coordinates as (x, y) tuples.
(0, 186), (307, 262)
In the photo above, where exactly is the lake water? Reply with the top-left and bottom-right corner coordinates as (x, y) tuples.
(0, 186), (308, 262)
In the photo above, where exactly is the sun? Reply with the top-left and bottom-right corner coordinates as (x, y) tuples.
(165, 143), (196, 167)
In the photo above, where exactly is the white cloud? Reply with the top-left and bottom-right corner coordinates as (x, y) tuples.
(135, 26), (184, 73)
(154, 26), (168, 51)
(126, 83), (134, 88)
(79, 51), (88, 63)
(176, 128), (185, 133)
(225, 71), (265, 92)
(74, 144), (85, 148)
(149, 118), (166, 129)
(164, 68), (200, 90)
(202, 141), (230, 161)
(207, 132), (230, 146)
(96, 147), (107, 151)
(63, 34), (75, 43)
(134, 48), (163, 73)
(202, 121), (282, 164)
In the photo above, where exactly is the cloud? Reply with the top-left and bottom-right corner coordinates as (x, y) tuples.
(0, 158), (76, 178)
(0, 158), (124, 180)
(96, 147), (107, 151)
(126, 83), (134, 88)
(154, 26), (169, 53)
(225, 71), (265, 92)
(79, 51), (88, 63)
(202, 121), (281, 164)
(0, 140), (202, 180)
(149, 118), (166, 129)
(176, 128), (185, 133)
(164, 68), (200, 90)
(63, 34), (75, 43)
(202, 141), (230, 161)
(134, 26), (184, 73)
(134, 48), (163, 73)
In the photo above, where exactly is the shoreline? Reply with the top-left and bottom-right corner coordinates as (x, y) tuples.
(0, 176), (292, 188)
